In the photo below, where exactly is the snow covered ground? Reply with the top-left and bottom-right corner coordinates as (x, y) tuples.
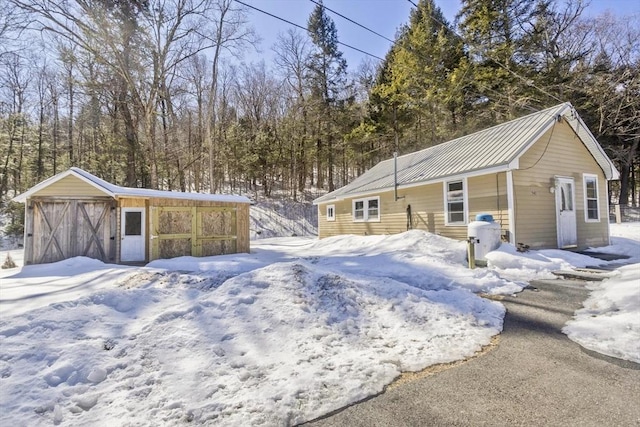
(0, 224), (638, 425)
(249, 199), (317, 240)
(562, 222), (640, 363)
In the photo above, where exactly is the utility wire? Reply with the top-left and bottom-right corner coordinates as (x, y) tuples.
(233, 0), (384, 61)
(308, 0), (395, 44)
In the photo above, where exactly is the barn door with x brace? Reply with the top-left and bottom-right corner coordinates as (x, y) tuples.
(31, 200), (72, 264)
(29, 198), (116, 264)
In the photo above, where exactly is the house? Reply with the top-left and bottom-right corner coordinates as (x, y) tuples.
(13, 167), (251, 265)
(314, 103), (619, 250)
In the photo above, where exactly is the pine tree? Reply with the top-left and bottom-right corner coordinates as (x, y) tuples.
(457, 0), (537, 121)
(307, 0), (347, 191)
(369, 0), (468, 156)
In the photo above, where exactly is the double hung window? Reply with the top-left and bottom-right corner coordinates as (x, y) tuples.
(583, 174), (600, 222)
(326, 204), (336, 221)
(353, 197), (380, 222)
(445, 179), (467, 225)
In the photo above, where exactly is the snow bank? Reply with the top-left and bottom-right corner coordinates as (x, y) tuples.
(591, 222), (640, 263)
(485, 244), (602, 282)
(0, 260), (503, 426)
(0, 257), (141, 317)
(150, 230), (525, 296)
(2, 224), (638, 425)
(563, 264), (640, 363)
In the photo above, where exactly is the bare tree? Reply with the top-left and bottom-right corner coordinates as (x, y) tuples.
(0, 52), (31, 199)
(274, 29), (312, 199)
(202, 0), (257, 193)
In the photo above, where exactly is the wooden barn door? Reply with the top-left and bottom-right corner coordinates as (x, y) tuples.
(28, 198), (116, 264)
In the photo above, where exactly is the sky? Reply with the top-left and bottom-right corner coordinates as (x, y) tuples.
(240, 0), (640, 69)
(1, 220), (638, 424)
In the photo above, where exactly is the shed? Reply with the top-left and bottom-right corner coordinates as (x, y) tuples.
(13, 168), (251, 265)
(314, 102), (619, 250)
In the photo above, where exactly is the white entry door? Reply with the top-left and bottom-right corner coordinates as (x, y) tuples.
(555, 177), (577, 248)
(121, 208), (146, 262)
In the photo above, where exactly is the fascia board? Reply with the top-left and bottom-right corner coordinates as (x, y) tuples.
(572, 113), (620, 180)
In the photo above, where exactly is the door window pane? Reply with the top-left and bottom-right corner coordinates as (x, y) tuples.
(125, 212), (142, 235)
(565, 183), (573, 211)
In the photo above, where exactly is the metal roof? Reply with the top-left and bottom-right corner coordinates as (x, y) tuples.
(314, 102), (619, 204)
(13, 167), (251, 204)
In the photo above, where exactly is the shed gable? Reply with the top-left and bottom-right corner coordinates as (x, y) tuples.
(29, 174), (112, 199)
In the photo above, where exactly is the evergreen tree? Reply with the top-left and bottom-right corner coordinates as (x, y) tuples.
(368, 0), (468, 156)
(457, 0), (538, 121)
(307, 0), (347, 191)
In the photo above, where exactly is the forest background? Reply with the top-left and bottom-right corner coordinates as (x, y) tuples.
(1, 0), (638, 237)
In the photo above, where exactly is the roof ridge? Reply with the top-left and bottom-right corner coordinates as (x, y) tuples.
(69, 167), (120, 192)
(313, 102), (599, 204)
(387, 102), (569, 163)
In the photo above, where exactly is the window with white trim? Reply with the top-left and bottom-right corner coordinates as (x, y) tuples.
(444, 179), (467, 225)
(583, 174), (600, 222)
(326, 204), (336, 222)
(352, 197), (380, 222)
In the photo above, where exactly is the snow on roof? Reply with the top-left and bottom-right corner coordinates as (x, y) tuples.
(314, 102), (619, 204)
(13, 167), (251, 204)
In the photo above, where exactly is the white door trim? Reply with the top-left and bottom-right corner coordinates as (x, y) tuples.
(120, 207), (146, 262)
(555, 176), (577, 248)
(506, 170), (515, 245)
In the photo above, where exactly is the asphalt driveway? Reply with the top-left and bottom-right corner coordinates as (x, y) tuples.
(307, 277), (640, 426)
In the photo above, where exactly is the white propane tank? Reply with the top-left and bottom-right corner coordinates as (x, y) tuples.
(467, 214), (501, 261)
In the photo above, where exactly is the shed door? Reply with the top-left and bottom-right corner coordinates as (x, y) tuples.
(121, 208), (146, 262)
(30, 199), (115, 264)
(555, 177), (577, 248)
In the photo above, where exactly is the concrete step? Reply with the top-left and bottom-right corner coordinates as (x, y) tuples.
(551, 270), (615, 281)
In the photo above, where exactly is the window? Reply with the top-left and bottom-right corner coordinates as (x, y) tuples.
(583, 174), (599, 222)
(326, 204), (336, 222)
(444, 179), (467, 225)
(352, 197), (380, 222)
(124, 211), (142, 235)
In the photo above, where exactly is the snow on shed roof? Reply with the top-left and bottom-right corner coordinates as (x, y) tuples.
(13, 167), (251, 204)
(314, 102), (619, 204)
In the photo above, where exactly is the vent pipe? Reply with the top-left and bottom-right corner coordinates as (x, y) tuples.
(394, 152), (404, 201)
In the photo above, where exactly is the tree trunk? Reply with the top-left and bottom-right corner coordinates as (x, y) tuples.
(618, 138), (639, 206)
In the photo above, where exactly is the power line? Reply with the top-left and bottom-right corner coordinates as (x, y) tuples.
(308, 0), (395, 44)
(233, 0), (384, 61)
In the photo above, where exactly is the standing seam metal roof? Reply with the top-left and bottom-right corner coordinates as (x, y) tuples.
(314, 102), (618, 204)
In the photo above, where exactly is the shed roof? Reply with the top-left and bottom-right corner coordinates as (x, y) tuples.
(13, 167), (251, 204)
(314, 102), (619, 204)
